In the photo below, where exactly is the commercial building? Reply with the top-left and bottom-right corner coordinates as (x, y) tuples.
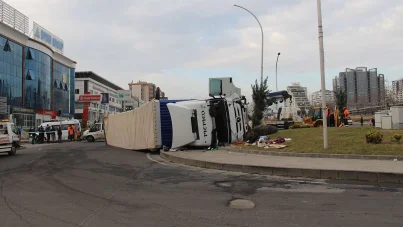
(333, 67), (385, 109)
(74, 72), (123, 124)
(0, 0), (76, 128)
(286, 83), (311, 112)
(117, 90), (143, 112)
(311, 90), (334, 106)
(392, 78), (403, 102)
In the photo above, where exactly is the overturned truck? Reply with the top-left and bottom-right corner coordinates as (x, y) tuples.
(104, 78), (248, 150)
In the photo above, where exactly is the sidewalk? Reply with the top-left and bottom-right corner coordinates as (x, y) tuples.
(161, 150), (403, 184)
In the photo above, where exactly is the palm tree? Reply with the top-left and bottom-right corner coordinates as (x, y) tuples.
(251, 77), (270, 127)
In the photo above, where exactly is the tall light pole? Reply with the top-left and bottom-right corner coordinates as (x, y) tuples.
(275, 52), (281, 111)
(317, 0), (328, 149)
(275, 52), (281, 92)
(234, 4), (264, 84)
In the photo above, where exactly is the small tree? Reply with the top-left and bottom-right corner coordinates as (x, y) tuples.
(334, 89), (347, 111)
(251, 77), (270, 127)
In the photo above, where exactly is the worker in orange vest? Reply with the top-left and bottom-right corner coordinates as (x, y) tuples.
(343, 107), (350, 125)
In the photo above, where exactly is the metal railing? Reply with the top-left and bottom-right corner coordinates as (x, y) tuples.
(0, 0), (29, 35)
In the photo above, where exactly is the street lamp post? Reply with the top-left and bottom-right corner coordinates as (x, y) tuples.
(275, 52), (281, 111)
(317, 0), (328, 149)
(275, 52), (281, 92)
(234, 4), (264, 84)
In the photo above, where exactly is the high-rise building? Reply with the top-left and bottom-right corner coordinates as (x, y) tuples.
(392, 78), (403, 102)
(333, 67), (385, 109)
(128, 81), (157, 102)
(286, 83), (311, 112)
(311, 90), (334, 106)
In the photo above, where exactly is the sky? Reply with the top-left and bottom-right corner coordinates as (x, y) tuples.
(8, 0), (403, 101)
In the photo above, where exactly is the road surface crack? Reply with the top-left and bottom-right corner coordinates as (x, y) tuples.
(1, 179), (33, 227)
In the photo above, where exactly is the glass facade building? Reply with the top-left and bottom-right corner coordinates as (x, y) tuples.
(0, 34), (76, 128)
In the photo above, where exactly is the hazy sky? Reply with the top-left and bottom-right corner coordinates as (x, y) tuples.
(9, 0), (403, 100)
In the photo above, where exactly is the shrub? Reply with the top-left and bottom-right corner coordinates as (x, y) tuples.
(392, 134), (402, 142)
(365, 130), (383, 144)
(252, 125), (278, 136)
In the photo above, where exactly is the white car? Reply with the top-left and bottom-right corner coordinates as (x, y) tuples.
(83, 123), (105, 142)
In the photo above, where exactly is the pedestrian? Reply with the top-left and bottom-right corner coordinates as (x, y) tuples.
(45, 124), (51, 143)
(68, 125), (74, 141)
(330, 111), (335, 127)
(57, 126), (62, 143)
(360, 116), (364, 127)
(39, 126), (45, 144)
(51, 126), (56, 143)
(371, 117), (375, 127)
(72, 124), (76, 141)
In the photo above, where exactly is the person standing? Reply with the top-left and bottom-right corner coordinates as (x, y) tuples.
(371, 117), (375, 127)
(45, 124), (51, 143)
(72, 124), (76, 142)
(360, 116), (364, 127)
(39, 126), (45, 144)
(57, 126), (62, 143)
(68, 125), (74, 141)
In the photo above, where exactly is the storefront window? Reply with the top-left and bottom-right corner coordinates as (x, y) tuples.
(24, 48), (52, 111)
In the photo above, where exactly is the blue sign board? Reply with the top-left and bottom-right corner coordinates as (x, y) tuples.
(33, 22), (64, 53)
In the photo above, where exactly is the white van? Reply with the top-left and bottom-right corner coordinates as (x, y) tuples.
(40, 119), (81, 140)
(82, 123), (105, 142)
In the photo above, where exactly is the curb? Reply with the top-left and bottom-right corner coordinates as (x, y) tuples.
(160, 152), (403, 184)
(222, 147), (403, 161)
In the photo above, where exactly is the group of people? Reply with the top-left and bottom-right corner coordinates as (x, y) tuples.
(29, 124), (80, 144)
(325, 106), (350, 127)
(29, 125), (63, 144)
(67, 124), (80, 141)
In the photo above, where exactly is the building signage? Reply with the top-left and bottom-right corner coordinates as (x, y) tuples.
(10, 107), (35, 114)
(32, 22), (64, 54)
(78, 94), (101, 102)
(37, 109), (57, 116)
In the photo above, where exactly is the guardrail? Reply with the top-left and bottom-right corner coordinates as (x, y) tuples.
(0, 0), (29, 35)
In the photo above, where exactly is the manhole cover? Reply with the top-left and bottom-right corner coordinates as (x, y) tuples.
(228, 199), (255, 209)
(217, 182), (232, 188)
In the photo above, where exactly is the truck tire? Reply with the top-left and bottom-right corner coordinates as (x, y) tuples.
(87, 136), (95, 142)
(314, 120), (323, 127)
(8, 146), (16, 156)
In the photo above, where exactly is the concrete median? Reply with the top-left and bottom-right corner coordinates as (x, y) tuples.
(160, 151), (403, 184)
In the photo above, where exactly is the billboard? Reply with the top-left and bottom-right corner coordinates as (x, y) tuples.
(32, 22), (64, 54)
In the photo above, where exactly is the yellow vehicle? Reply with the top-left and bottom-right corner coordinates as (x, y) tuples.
(303, 107), (324, 127)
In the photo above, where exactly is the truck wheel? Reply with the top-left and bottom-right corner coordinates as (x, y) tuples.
(314, 120), (323, 127)
(87, 136), (95, 142)
(8, 146), (17, 156)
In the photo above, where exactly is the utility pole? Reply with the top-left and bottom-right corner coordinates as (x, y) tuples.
(317, 0), (328, 149)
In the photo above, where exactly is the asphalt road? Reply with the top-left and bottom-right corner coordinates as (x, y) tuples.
(0, 143), (402, 227)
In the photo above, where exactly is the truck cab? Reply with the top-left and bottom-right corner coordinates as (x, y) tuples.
(0, 123), (20, 156)
(167, 78), (248, 149)
(83, 123), (105, 142)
